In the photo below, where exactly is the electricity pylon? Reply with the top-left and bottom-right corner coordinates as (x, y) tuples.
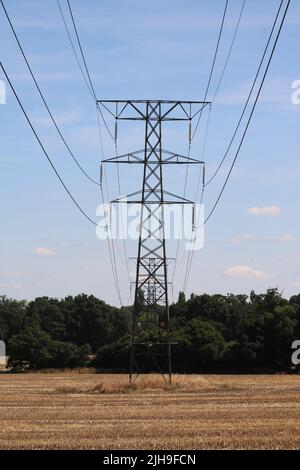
(98, 100), (209, 383)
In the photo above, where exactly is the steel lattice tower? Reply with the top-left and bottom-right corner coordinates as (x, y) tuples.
(98, 100), (209, 383)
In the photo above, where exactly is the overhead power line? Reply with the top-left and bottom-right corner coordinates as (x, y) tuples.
(206, 0), (284, 187)
(0, 62), (124, 306)
(172, 1), (229, 290)
(192, 0), (229, 141)
(205, 0), (290, 225)
(172, 105), (211, 287)
(64, 0), (126, 302)
(99, 169), (123, 307)
(64, 0), (114, 142)
(0, 0), (100, 187)
(182, 0), (291, 293)
(181, 107), (211, 292)
(57, 0), (114, 142)
(66, 0), (97, 100)
(211, 0), (246, 103)
(56, 0), (94, 100)
(0, 62), (97, 227)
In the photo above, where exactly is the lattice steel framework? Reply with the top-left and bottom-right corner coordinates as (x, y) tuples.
(98, 100), (209, 383)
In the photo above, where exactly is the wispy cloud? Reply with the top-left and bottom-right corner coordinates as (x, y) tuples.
(12, 284), (23, 290)
(14, 17), (62, 31)
(34, 247), (57, 257)
(224, 265), (266, 280)
(83, 266), (102, 274)
(229, 234), (257, 245)
(229, 234), (296, 245)
(0, 282), (24, 290)
(264, 234), (296, 242)
(0, 271), (29, 279)
(38, 110), (81, 127)
(12, 271), (27, 278)
(216, 76), (298, 110)
(13, 72), (82, 83)
(247, 206), (281, 216)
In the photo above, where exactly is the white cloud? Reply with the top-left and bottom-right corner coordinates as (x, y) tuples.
(229, 234), (257, 245)
(293, 281), (300, 289)
(265, 234), (296, 242)
(224, 265), (266, 280)
(14, 72), (82, 83)
(229, 234), (296, 245)
(247, 206), (281, 216)
(0, 271), (29, 279)
(14, 17), (62, 31)
(11, 271), (29, 278)
(83, 266), (101, 273)
(0, 282), (23, 290)
(277, 234), (296, 241)
(34, 247), (57, 257)
(38, 110), (81, 127)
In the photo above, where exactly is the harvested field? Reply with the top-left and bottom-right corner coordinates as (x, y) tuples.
(0, 373), (300, 450)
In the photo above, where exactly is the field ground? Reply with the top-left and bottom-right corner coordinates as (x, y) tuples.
(0, 373), (300, 449)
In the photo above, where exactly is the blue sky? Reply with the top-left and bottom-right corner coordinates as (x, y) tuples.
(0, 0), (300, 305)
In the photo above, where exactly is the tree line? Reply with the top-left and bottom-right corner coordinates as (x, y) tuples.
(1, 288), (300, 372)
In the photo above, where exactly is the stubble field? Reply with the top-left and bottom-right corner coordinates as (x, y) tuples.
(0, 373), (300, 450)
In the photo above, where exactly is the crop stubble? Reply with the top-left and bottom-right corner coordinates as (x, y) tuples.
(0, 374), (300, 450)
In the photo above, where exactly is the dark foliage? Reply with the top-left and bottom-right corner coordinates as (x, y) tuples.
(1, 289), (300, 372)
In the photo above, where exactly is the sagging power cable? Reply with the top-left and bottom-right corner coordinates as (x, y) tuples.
(0, 0), (100, 187)
(182, 0), (291, 294)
